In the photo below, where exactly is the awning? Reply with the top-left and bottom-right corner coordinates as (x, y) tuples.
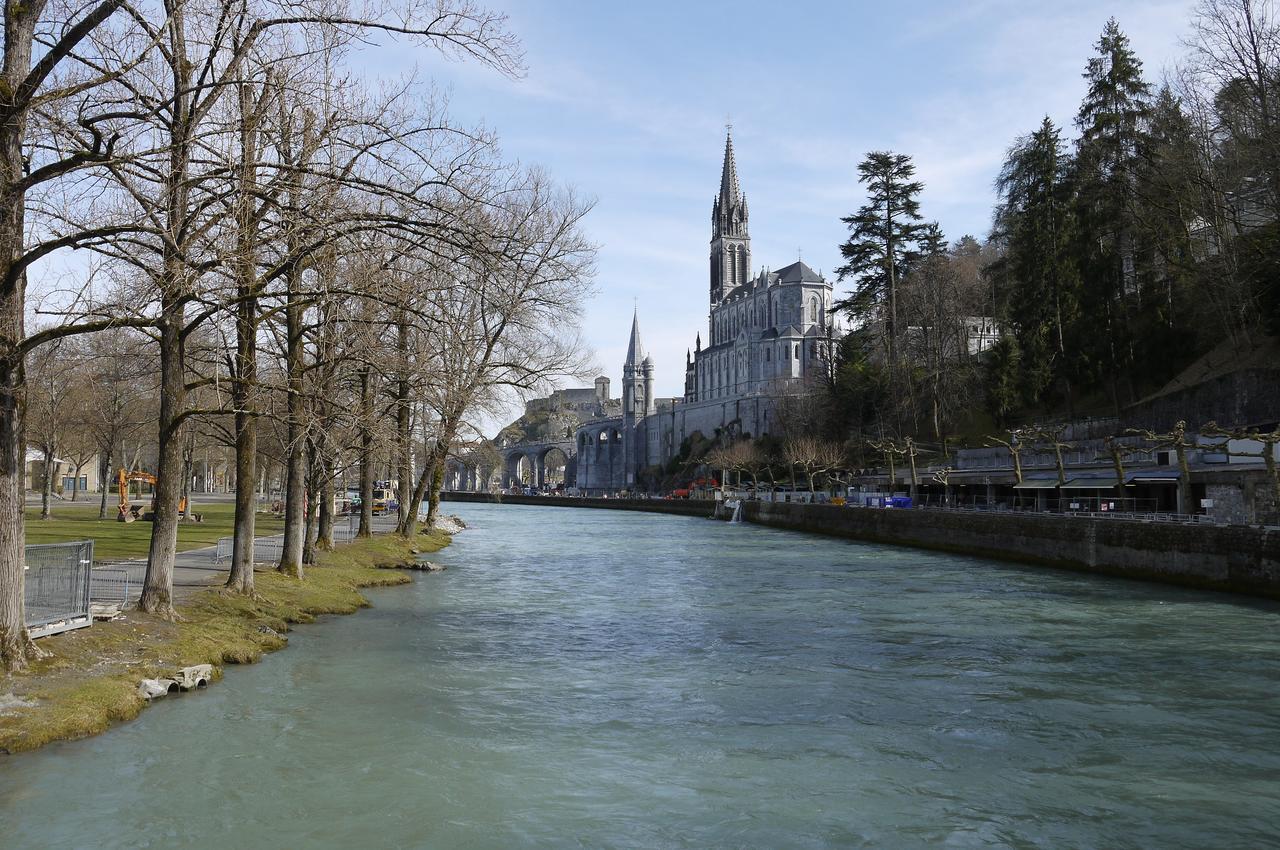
(1126, 470), (1181, 483)
(1060, 477), (1118, 489)
(1013, 479), (1060, 490)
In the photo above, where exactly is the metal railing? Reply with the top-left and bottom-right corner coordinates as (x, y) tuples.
(902, 495), (1212, 524)
(25, 540), (94, 638)
(214, 535), (284, 565)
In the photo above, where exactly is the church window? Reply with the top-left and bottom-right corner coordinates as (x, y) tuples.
(765, 348), (771, 362)
(809, 297), (819, 324)
(793, 343), (800, 360)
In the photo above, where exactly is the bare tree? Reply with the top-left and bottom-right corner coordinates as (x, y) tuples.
(1127, 420), (1197, 513)
(784, 436), (843, 493)
(0, 0), (164, 669)
(405, 173), (595, 535)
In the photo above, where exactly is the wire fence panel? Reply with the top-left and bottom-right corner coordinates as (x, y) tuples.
(25, 540), (94, 638)
(90, 567), (132, 615)
(215, 535), (284, 565)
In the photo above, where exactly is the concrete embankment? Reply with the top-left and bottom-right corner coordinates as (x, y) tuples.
(442, 492), (1280, 599)
(736, 502), (1280, 599)
(441, 491), (716, 518)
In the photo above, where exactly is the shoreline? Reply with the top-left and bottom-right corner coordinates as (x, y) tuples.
(0, 530), (450, 756)
(441, 492), (1280, 600)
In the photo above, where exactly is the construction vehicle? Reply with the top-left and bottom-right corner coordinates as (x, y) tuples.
(117, 469), (186, 522)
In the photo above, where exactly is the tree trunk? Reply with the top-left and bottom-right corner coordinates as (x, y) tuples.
(395, 311), (412, 527)
(227, 402), (257, 594)
(227, 78), (261, 593)
(1176, 443), (1193, 515)
(317, 471), (335, 551)
(277, 274), (306, 578)
(140, 308), (185, 618)
(140, 2), (192, 619)
(425, 454), (447, 529)
(40, 445), (53, 519)
(180, 438), (193, 520)
(98, 449), (112, 519)
(0, 272), (32, 670)
(0, 0), (37, 672)
(401, 454), (435, 537)
(357, 365), (374, 537)
(303, 438), (320, 565)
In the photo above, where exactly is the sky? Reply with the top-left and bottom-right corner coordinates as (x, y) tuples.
(362, 0), (1198, 417)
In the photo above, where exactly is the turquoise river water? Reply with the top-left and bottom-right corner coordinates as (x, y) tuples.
(2, 503), (1279, 848)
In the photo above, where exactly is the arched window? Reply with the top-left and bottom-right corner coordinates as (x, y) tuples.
(810, 297), (819, 324)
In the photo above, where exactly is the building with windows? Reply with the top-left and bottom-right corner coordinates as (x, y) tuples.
(573, 132), (838, 493)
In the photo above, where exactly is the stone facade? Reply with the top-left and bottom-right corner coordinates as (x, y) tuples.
(574, 132), (837, 493)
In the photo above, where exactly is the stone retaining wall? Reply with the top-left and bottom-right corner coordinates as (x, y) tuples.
(739, 501), (1280, 599)
(440, 491), (716, 518)
(439, 492), (1280, 599)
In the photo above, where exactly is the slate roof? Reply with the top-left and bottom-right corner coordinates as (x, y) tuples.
(772, 260), (823, 284)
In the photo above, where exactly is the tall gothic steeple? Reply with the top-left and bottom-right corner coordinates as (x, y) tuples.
(623, 308), (644, 373)
(710, 129), (750, 307)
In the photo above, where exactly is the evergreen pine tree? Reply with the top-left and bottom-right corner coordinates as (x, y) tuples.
(1074, 17), (1152, 408)
(994, 117), (1080, 412)
(1132, 86), (1204, 377)
(834, 152), (926, 368)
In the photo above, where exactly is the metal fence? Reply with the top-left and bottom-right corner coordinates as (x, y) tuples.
(25, 540), (94, 638)
(89, 567), (132, 614)
(904, 494), (1212, 524)
(214, 535), (284, 565)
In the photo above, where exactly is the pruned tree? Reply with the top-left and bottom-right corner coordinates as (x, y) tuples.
(986, 429), (1031, 485)
(784, 436), (843, 493)
(1126, 420), (1197, 513)
(1202, 419), (1280, 506)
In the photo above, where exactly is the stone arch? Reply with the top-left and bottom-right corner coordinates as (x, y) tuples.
(540, 446), (570, 489)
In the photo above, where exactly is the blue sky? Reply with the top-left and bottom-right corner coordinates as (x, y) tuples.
(368, 0), (1196, 404)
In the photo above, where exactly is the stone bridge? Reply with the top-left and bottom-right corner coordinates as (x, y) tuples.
(444, 439), (578, 492)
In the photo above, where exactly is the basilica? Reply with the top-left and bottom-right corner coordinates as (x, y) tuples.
(574, 132), (838, 494)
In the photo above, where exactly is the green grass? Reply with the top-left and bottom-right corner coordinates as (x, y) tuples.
(24, 500), (285, 561)
(0, 529), (450, 754)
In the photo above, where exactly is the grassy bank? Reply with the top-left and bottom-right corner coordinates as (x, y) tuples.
(0, 529), (449, 755)
(24, 501), (286, 561)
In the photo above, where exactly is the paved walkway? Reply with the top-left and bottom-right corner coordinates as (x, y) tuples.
(99, 514), (402, 603)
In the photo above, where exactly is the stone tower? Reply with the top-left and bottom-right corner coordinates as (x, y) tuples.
(622, 310), (653, 484)
(710, 130), (750, 307)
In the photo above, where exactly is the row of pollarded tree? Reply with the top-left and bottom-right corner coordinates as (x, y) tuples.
(705, 419), (1280, 514)
(0, 0), (595, 671)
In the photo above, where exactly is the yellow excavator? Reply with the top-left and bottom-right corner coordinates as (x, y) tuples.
(117, 468), (185, 522)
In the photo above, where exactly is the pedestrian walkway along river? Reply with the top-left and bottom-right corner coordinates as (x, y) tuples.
(2, 502), (1278, 847)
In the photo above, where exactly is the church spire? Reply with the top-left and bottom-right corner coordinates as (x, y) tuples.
(719, 128), (742, 207)
(710, 130), (750, 306)
(624, 308), (644, 370)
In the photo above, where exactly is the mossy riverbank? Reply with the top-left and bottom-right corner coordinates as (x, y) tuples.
(0, 530), (450, 755)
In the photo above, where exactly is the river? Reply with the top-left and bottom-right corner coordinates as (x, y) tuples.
(2, 503), (1279, 848)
